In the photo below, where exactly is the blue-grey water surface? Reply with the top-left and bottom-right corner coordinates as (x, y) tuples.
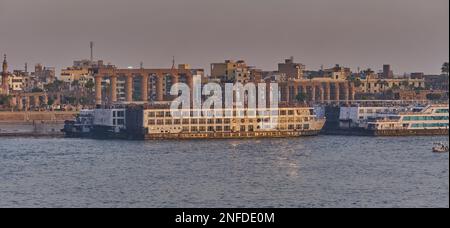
(0, 136), (448, 208)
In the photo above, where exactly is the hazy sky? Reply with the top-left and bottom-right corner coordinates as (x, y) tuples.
(0, 0), (448, 75)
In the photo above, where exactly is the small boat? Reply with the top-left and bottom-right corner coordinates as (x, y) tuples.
(432, 143), (449, 153)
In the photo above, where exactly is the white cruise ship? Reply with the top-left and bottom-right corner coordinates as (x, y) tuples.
(339, 104), (448, 136)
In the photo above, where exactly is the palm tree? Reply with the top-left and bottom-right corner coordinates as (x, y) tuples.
(442, 62), (449, 76)
(295, 93), (309, 104)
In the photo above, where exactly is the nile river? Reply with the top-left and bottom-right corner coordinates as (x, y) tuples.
(0, 136), (448, 208)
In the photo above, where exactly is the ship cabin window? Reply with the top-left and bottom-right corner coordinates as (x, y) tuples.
(288, 125), (294, 130)
(182, 119), (189, 124)
(174, 119), (181, 125)
(148, 120), (156, 125)
(182, 111), (190, 117)
(113, 119), (116, 125)
(165, 112), (171, 117)
(271, 110), (278, 116)
(224, 119), (231, 124)
(367, 109), (373, 114)
(359, 109), (365, 114)
(224, 126), (231, 131)
(156, 111), (164, 117)
(436, 109), (449, 114)
(288, 110), (294, 115)
(148, 112), (156, 117)
(240, 126), (246, 131)
(182, 126), (189, 132)
(303, 124), (310, 130)
(216, 119), (222, 124)
(117, 119), (124, 125)
(280, 110), (286, 116)
(297, 124), (303, 129)
(208, 126), (214, 132)
(191, 126), (198, 132)
(216, 126), (223, 131)
(157, 120), (164, 125)
(225, 111), (233, 117)
(208, 119), (214, 124)
(113, 111), (116, 117)
(117, 111), (124, 117)
(191, 119), (198, 124)
(247, 111), (256, 117)
(199, 119), (206, 124)
(248, 125), (254, 132)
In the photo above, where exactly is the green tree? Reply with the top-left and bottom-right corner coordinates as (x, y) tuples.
(85, 79), (95, 91)
(427, 93), (442, 101)
(0, 95), (12, 105)
(31, 87), (44, 93)
(295, 93), (309, 103)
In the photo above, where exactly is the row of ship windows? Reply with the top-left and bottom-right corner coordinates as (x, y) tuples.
(146, 110), (312, 118)
(151, 124), (311, 132)
(411, 123), (449, 128)
(435, 109), (449, 114)
(403, 116), (449, 121)
(147, 117), (312, 125)
(359, 109), (397, 114)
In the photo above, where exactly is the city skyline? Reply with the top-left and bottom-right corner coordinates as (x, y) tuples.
(0, 0), (449, 75)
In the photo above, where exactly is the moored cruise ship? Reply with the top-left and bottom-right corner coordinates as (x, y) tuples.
(339, 104), (449, 136)
(63, 104), (326, 139)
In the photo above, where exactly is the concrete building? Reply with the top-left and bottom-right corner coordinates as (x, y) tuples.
(382, 64), (394, 79)
(60, 67), (93, 85)
(279, 78), (356, 104)
(33, 64), (56, 84)
(94, 64), (204, 105)
(278, 57), (305, 80)
(8, 74), (24, 92)
(211, 60), (251, 83)
(358, 77), (426, 93)
(323, 64), (352, 80)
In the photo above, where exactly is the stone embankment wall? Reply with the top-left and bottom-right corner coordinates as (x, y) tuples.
(0, 111), (77, 137)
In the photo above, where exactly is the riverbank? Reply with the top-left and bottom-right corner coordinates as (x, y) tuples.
(0, 111), (77, 137)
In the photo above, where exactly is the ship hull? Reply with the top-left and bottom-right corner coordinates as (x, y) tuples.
(323, 128), (449, 136)
(143, 130), (321, 140)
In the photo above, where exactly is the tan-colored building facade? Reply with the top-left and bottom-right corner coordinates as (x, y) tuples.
(211, 60), (251, 83)
(279, 78), (356, 104)
(278, 57), (305, 80)
(94, 64), (204, 105)
(60, 67), (93, 84)
(358, 78), (425, 93)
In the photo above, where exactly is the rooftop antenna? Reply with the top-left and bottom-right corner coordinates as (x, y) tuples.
(140, 61), (144, 69)
(90, 41), (94, 62)
(25, 62), (28, 73)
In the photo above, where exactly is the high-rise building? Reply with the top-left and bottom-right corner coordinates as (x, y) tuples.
(277, 57), (305, 80)
(211, 60), (251, 83)
(383, 64), (394, 79)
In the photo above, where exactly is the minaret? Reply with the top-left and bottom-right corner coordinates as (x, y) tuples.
(2, 54), (8, 95)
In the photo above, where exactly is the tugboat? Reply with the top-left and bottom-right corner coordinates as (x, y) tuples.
(432, 143), (449, 153)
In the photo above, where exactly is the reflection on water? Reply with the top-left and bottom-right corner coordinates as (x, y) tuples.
(0, 135), (448, 208)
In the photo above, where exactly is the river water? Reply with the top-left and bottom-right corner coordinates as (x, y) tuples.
(0, 136), (448, 208)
